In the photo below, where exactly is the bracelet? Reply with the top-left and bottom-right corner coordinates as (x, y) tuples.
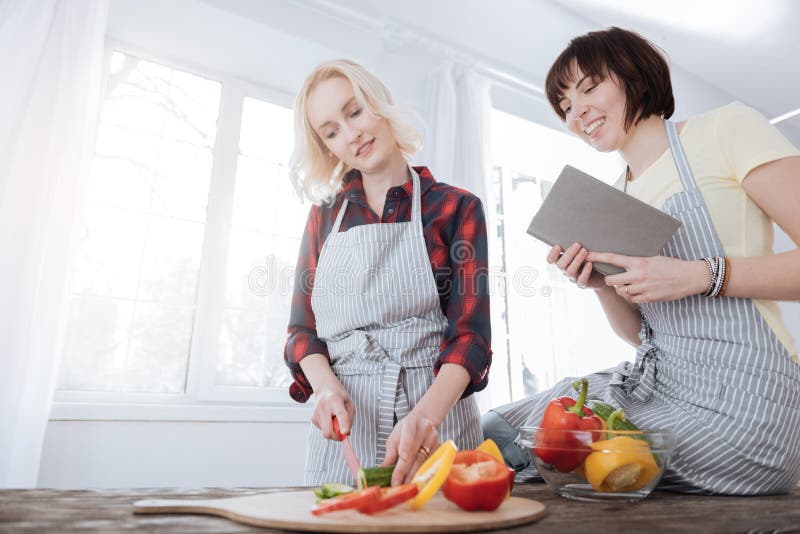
(701, 256), (728, 298)
(718, 256), (731, 298)
(702, 257), (719, 297)
(701, 258), (714, 297)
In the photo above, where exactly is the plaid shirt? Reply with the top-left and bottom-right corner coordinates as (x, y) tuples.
(284, 167), (492, 403)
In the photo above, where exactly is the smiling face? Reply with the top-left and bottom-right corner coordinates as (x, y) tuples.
(557, 64), (633, 153)
(305, 75), (397, 175)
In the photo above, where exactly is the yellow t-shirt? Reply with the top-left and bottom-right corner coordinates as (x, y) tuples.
(617, 101), (799, 359)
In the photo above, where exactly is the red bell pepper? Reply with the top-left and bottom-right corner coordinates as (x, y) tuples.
(533, 378), (603, 473)
(359, 484), (419, 514)
(310, 486), (380, 516)
(441, 450), (514, 512)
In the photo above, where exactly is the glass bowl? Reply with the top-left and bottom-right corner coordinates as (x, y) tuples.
(520, 426), (676, 502)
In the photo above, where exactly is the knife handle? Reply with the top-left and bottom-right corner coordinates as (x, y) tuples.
(332, 415), (348, 441)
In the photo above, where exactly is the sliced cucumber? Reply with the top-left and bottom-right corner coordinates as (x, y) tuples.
(313, 482), (355, 501)
(357, 465), (395, 489)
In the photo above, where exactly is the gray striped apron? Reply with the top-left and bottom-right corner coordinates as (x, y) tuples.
(487, 121), (800, 494)
(305, 168), (482, 486)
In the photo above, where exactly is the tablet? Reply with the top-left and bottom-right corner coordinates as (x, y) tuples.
(526, 165), (681, 276)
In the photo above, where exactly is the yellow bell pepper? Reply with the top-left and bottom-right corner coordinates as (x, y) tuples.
(476, 439), (504, 464)
(409, 439), (457, 510)
(584, 436), (659, 493)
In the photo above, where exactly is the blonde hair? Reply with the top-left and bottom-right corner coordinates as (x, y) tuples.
(289, 59), (422, 205)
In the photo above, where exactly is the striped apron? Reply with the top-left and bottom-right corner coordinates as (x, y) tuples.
(487, 121), (800, 494)
(304, 168), (482, 486)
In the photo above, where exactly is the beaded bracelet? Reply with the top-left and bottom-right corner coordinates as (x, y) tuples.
(701, 256), (729, 298)
(702, 257), (718, 297)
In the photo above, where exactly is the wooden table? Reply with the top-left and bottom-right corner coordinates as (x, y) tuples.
(1, 483), (798, 533)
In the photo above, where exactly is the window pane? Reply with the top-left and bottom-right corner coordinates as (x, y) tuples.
(239, 96), (293, 164)
(58, 295), (136, 390)
(58, 51), (221, 394)
(138, 216), (205, 305)
(151, 139), (214, 222)
(71, 204), (148, 299)
(89, 124), (159, 211)
(215, 97), (301, 389)
(490, 109), (629, 399)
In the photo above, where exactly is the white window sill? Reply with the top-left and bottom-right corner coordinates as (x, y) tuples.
(50, 401), (313, 423)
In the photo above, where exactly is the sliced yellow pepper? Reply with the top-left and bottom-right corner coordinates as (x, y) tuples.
(409, 439), (457, 510)
(476, 439), (504, 464)
(584, 436), (660, 493)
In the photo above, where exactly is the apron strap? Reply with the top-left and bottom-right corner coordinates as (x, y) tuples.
(409, 167), (422, 223)
(664, 120), (725, 256)
(330, 198), (349, 234)
(664, 120), (697, 192)
(330, 167), (420, 234)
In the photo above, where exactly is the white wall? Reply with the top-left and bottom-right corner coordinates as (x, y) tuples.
(39, 420), (308, 488)
(39, 0), (799, 489)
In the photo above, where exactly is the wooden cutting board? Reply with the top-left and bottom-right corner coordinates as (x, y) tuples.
(133, 490), (546, 532)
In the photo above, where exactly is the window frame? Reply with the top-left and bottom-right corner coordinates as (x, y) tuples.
(53, 39), (310, 421)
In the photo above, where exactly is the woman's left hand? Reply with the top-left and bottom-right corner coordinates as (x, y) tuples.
(586, 252), (709, 304)
(380, 412), (440, 486)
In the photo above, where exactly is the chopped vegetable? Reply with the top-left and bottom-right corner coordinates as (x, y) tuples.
(476, 438), (504, 464)
(475, 438), (514, 499)
(310, 486), (380, 516)
(533, 378), (603, 472)
(584, 434), (660, 493)
(409, 439), (458, 510)
(313, 482), (354, 501)
(357, 465), (395, 489)
(590, 401), (641, 433)
(359, 484), (419, 514)
(441, 450), (514, 511)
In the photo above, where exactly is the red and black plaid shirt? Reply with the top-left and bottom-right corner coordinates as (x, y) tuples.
(284, 166), (491, 403)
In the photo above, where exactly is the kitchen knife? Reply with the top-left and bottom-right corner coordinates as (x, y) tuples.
(332, 415), (361, 481)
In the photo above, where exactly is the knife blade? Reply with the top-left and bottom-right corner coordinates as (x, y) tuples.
(332, 416), (361, 481)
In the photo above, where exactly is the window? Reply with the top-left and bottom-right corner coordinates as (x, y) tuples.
(215, 97), (302, 391)
(489, 108), (631, 402)
(57, 50), (305, 406)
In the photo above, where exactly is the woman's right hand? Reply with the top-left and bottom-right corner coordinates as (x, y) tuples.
(547, 242), (605, 290)
(311, 376), (355, 441)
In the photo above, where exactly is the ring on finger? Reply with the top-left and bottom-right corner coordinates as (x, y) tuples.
(418, 445), (431, 459)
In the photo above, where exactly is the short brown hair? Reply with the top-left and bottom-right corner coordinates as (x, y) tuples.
(545, 27), (674, 131)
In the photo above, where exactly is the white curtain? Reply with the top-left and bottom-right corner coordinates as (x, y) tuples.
(0, 0), (109, 488)
(423, 63), (511, 411)
(423, 62), (494, 206)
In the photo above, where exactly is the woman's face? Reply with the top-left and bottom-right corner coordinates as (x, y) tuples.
(558, 64), (631, 152)
(305, 75), (396, 174)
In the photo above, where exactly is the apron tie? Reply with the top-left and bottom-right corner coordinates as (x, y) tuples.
(376, 359), (409, 463)
(329, 330), (416, 465)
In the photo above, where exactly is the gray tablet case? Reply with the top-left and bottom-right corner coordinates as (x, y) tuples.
(526, 165), (681, 276)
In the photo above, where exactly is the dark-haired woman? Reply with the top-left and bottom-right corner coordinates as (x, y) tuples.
(484, 27), (800, 495)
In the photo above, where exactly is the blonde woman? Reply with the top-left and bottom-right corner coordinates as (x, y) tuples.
(284, 60), (491, 486)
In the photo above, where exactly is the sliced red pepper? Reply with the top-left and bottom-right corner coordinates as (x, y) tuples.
(358, 484), (419, 514)
(442, 450), (514, 512)
(533, 378), (604, 473)
(310, 486), (380, 516)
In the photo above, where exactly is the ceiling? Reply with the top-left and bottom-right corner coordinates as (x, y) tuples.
(555, 0), (800, 127)
(204, 0), (800, 141)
